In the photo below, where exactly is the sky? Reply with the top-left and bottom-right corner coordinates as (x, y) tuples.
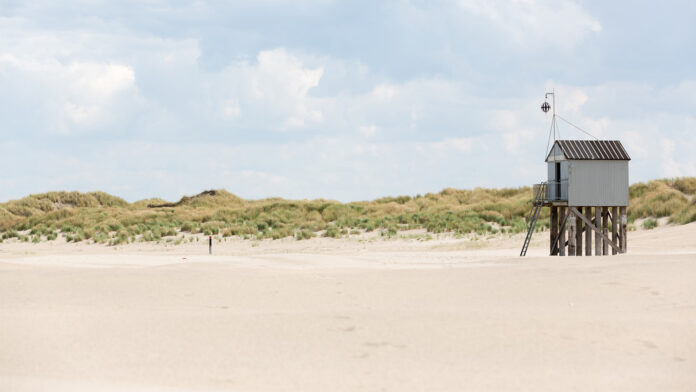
(1, 0), (695, 202)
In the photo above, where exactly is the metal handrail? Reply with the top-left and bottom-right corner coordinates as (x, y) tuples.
(534, 180), (568, 202)
(532, 182), (547, 205)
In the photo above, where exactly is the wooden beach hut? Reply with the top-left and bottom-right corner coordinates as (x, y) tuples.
(520, 140), (631, 256)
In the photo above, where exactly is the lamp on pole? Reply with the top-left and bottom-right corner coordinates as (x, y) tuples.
(541, 90), (556, 142)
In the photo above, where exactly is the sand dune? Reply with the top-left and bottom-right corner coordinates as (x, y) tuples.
(1, 224), (695, 391)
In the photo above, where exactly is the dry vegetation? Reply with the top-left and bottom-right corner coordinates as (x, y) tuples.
(629, 177), (696, 224)
(0, 177), (694, 245)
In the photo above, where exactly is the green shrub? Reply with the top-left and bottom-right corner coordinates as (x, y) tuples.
(323, 225), (340, 238)
(270, 227), (292, 239)
(104, 219), (122, 232)
(295, 229), (315, 240)
(117, 229), (129, 243)
(180, 221), (196, 232)
(2, 230), (18, 239)
(142, 231), (154, 242)
(380, 226), (397, 237)
(642, 218), (658, 230)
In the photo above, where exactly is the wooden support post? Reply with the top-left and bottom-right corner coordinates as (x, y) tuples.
(585, 207), (592, 256)
(576, 206), (583, 256)
(568, 212), (576, 256)
(612, 206), (618, 255)
(602, 207), (609, 256)
(559, 207), (566, 256)
(595, 207), (601, 256)
(620, 206), (627, 254)
(569, 207), (621, 254)
(550, 206), (558, 255)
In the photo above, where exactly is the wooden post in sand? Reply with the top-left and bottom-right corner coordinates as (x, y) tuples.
(585, 207), (592, 256)
(559, 207), (566, 256)
(595, 207), (601, 256)
(575, 207), (583, 256)
(550, 206), (558, 255)
(620, 206), (627, 254)
(611, 207), (618, 255)
(568, 213), (576, 256)
(602, 207), (609, 256)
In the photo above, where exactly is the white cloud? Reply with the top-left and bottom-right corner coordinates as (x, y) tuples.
(73, 63), (135, 98)
(60, 63), (136, 127)
(0, 54), (139, 133)
(358, 124), (379, 137)
(220, 99), (241, 119)
(503, 129), (536, 154)
(442, 137), (474, 152)
(556, 88), (589, 114)
(215, 49), (325, 130)
(457, 0), (601, 49)
(371, 84), (399, 101)
(660, 138), (696, 178)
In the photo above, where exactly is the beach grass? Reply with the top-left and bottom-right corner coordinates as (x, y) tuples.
(0, 177), (693, 244)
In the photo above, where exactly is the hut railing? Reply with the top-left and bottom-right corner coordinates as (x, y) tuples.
(533, 180), (568, 202)
(532, 183), (547, 206)
(546, 180), (568, 201)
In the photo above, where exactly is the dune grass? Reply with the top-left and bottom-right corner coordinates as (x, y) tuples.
(628, 177), (696, 224)
(0, 177), (693, 245)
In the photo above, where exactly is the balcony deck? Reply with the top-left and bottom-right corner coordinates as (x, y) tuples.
(542, 200), (568, 207)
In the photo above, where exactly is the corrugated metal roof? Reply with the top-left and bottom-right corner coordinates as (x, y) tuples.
(548, 140), (631, 161)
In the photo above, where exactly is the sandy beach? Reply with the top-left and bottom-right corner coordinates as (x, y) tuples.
(1, 224), (695, 391)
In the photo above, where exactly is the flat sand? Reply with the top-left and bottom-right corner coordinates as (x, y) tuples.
(1, 224), (695, 391)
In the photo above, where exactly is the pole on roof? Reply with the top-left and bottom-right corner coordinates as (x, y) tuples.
(542, 90), (557, 157)
(545, 90), (556, 142)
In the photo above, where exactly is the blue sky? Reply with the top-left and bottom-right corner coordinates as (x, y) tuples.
(1, 0), (695, 202)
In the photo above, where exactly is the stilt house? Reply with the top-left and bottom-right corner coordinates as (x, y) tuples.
(520, 140), (631, 256)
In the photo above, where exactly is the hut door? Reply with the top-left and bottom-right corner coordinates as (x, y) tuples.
(555, 162), (561, 199)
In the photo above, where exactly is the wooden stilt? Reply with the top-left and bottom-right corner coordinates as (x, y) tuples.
(585, 207), (592, 256)
(620, 206), (627, 253)
(550, 206), (558, 256)
(576, 206), (583, 256)
(612, 206), (618, 255)
(568, 212), (576, 256)
(602, 207), (609, 255)
(569, 207), (621, 254)
(559, 207), (566, 256)
(594, 207), (601, 256)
